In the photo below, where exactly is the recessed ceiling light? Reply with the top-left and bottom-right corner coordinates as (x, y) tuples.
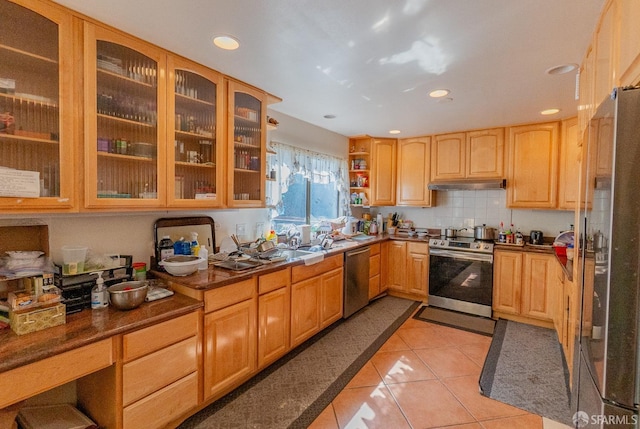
(213, 35), (240, 50)
(389, 130), (401, 135)
(429, 89), (450, 98)
(545, 63), (578, 75)
(323, 114), (336, 119)
(541, 108), (560, 115)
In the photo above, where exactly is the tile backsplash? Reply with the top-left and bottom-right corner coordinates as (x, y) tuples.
(370, 189), (574, 238)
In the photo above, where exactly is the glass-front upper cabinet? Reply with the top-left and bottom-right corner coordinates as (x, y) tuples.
(167, 56), (224, 207)
(83, 23), (166, 208)
(227, 80), (266, 208)
(0, 0), (75, 211)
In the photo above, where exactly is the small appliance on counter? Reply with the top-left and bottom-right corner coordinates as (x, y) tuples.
(529, 230), (544, 245)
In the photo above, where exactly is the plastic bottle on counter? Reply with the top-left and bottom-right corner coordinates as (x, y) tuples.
(198, 246), (208, 270)
(158, 235), (174, 260)
(90, 271), (109, 309)
(190, 232), (200, 256)
(174, 237), (186, 255)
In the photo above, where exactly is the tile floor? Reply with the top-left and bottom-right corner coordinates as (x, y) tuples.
(308, 311), (572, 429)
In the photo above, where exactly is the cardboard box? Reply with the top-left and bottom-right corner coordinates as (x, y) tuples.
(9, 303), (65, 335)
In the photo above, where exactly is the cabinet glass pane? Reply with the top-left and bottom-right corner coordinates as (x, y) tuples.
(0, 0), (60, 197)
(174, 70), (217, 200)
(95, 41), (158, 199)
(233, 92), (262, 201)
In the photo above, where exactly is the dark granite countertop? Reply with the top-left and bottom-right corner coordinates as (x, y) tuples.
(151, 234), (390, 291)
(0, 293), (202, 373)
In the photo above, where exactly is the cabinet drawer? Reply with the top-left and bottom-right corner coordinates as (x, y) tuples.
(292, 254), (343, 283)
(370, 243), (381, 256)
(369, 253), (380, 277)
(123, 336), (198, 406)
(205, 278), (256, 313)
(123, 312), (198, 362)
(407, 242), (429, 254)
(123, 371), (198, 429)
(0, 338), (113, 408)
(259, 267), (291, 295)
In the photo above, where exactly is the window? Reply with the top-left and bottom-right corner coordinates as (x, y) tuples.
(267, 142), (348, 232)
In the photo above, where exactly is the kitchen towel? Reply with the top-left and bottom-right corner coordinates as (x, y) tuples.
(479, 319), (572, 425)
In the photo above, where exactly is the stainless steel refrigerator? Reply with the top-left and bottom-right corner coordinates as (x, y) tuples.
(576, 86), (640, 428)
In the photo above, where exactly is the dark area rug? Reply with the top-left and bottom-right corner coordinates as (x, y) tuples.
(178, 295), (420, 429)
(413, 305), (495, 336)
(479, 319), (572, 425)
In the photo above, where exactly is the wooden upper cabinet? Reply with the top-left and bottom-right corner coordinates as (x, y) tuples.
(595, 116), (613, 177)
(166, 56), (225, 208)
(227, 79), (266, 208)
(506, 122), (560, 209)
(396, 137), (433, 207)
(579, 44), (596, 136)
(369, 138), (396, 206)
(594, 0), (617, 106)
(83, 22), (167, 209)
(431, 129), (504, 182)
(0, 0), (76, 211)
(431, 132), (465, 180)
(618, 0), (640, 85)
(466, 128), (504, 178)
(558, 117), (579, 211)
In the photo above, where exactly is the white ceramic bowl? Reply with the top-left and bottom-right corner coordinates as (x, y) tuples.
(159, 255), (202, 276)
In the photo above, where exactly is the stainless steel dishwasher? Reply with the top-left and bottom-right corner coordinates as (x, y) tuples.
(343, 246), (370, 318)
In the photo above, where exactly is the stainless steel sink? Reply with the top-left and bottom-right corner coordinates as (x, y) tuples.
(215, 259), (263, 271)
(280, 249), (314, 259)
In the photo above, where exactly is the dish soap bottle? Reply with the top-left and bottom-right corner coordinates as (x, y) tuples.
(91, 271), (109, 309)
(190, 232), (200, 256)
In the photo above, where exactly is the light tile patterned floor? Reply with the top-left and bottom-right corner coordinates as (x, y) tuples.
(308, 311), (571, 429)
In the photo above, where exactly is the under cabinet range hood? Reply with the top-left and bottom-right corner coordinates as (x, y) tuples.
(428, 179), (506, 191)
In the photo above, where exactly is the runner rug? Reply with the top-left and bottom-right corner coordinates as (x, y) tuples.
(179, 295), (420, 429)
(479, 319), (572, 425)
(413, 305), (495, 336)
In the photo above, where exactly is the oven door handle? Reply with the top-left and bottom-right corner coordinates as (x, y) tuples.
(429, 248), (493, 263)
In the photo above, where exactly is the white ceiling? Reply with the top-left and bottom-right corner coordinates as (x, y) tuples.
(53, 0), (605, 138)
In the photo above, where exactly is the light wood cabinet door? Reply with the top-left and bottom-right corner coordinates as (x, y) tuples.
(385, 240), (407, 292)
(579, 44), (596, 136)
(227, 79), (266, 207)
(522, 252), (555, 321)
(84, 22), (167, 209)
(431, 132), (466, 181)
(258, 286), (290, 368)
(166, 55), (225, 207)
(203, 298), (257, 400)
(506, 122), (560, 208)
(594, 0), (617, 106)
(290, 277), (320, 347)
(558, 117), (580, 210)
(397, 137), (433, 206)
(0, 0), (76, 211)
(320, 267), (344, 328)
(466, 128), (504, 179)
(595, 116), (614, 177)
(369, 252), (381, 299)
(370, 138), (396, 206)
(618, 0), (640, 85)
(406, 242), (428, 297)
(493, 250), (523, 315)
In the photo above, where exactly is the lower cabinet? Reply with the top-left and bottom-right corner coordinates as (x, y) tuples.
(553, 264), (576, 383)
(258, 268), (291, 369)
(368, 243), (382, 299)
(384, 240), (428, 299)
(493, 250), (555, 325)
(120, 311), (200, 429)
(290, 254), (343, 348)
(203, 278), (257, 401)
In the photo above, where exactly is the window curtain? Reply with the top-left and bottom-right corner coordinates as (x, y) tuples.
(267, 141), (349, 221)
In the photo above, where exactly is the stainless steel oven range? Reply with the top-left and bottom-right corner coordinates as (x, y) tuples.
(428, 237), (494, 317)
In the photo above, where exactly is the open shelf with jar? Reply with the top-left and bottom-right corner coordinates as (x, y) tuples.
(84, 23), (166, 208)
(348, 137), (371, 206)
(167, 57), (224, 207)
(0, 0), (74, 211)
